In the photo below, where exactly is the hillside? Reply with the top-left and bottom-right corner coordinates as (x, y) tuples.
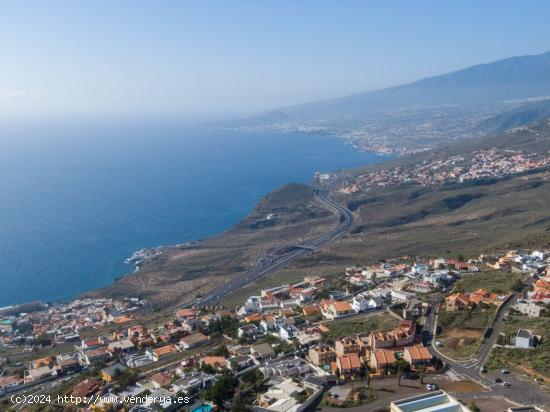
(476, 99), (550, 133)
(239, 51), (550, 122)
(219, 120), (550, 304)
(90, 119), (550, 309)
(86, 183), (336, 307)
(216, 52), (550, 155)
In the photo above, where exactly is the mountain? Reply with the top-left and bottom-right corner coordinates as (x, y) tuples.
(245, 51), (550, 122)
(476, 99), (550, 133)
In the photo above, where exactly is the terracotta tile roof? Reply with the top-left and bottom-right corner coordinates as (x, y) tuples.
(176, 309), (198, 318)
(331, 301), (352, 312)
(154, 345), (177, 357)
(338, 353), (361, 371)
(201, 356), (226, 368)
(151, 372), (173, 387)
(72, 378), (100, 398)
(405, 346), (432, 361)
(374, 349), (396, 365)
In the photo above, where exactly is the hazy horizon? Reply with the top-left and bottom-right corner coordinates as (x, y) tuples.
(1, 0), (550, 120)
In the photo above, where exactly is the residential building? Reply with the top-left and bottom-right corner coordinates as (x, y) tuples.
(352, 296), (369, 313)
(251, 343), (275, 360)
(172, 372), (216, 396)
(514, 301), (543, 317)
(238, 324), (259, 341)
(279, 324), (299, 341)
(369, 349), (396, 373)
(101, 363), (127, 382)
(445, 293), (473, 312)
(71, 378), (101, 398)
(369, 320), (415, 349)
(179, 332), (209, 349)
(321, 300), (353, 319)
(516, 329), (536, 349)
(260, 357), (311, 378)
(149, 345), (178, 362)
(308, 345), (336, 366)
(227, 355), (254, 372)
(334, 337), (360, 356)
(107, 338), (136, 355)
(0, 376), (21, 395)
(403, 346), (432, 369)
(336, 353), (361, 378)
(200, 356), (227, 370)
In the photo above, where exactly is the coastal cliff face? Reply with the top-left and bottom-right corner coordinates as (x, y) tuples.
(85, 183), (336, 307)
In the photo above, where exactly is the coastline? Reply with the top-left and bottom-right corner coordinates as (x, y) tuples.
(2, 129), (393, 308)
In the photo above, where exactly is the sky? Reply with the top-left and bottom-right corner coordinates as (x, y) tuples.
(1, 0), (550, 120)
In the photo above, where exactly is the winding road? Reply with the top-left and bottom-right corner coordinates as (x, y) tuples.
(423, 278), (550, 410)
(170, 187), (353, 311)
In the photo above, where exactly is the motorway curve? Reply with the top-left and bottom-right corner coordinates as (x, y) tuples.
(169, 188), (352, 311)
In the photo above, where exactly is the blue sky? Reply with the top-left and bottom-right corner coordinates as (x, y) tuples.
(1, 0), (549, 119)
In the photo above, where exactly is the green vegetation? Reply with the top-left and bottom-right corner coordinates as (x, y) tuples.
(202, 374), (239, 408)
(438, 304), (496, 329)
(454, 270), (525, 294)
(485, 317), (550, 379)
(323, 313), (398, 340)
(437, 304), (496, 360)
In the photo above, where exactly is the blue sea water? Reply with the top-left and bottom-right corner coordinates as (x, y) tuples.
(0, 118), (390, 306)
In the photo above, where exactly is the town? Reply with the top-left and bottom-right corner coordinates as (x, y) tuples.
(339, 147), (550, 193)
(1, 248), (550, 412)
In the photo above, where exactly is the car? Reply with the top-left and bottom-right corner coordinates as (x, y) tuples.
(501, 369), (510, 374)
(493, 378), (502, 383)
(501, 381), (511, 387)
(426, 383), (438, 391)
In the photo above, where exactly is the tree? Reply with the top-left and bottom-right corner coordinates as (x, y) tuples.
(418, 365), (427, 384)
(203, 375), (239, 408)
(231, 394), (249, 412)
(240, 369), (264, 390)
(395, 359), (410, 386)
(468, 401), (480, 412)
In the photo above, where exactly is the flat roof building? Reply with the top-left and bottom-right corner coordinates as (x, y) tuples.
(390, 391), (472, 412)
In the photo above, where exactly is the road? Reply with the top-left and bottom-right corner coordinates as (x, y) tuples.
(423, 280), (550, 410)
(169, 187), (353, 311)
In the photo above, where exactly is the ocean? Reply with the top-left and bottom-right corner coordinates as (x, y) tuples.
(0, 118), (390, 306)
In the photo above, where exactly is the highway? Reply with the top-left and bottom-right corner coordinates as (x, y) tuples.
(169, 187), (353, 311)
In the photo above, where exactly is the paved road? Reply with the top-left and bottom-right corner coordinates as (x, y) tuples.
(423, 280), (550, 410)
(169, 187), (353, 311)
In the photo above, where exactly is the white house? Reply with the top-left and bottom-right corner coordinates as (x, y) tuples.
(238, 324), (259, 341)
(516, 329), (536, 349)
(514, 301), (543, 317)
(368, 296), (384, 309)
(243, 296), (262, 314)
(531, 250), (547, 261)
(391, 290), (416, 304)
(279, 324), (299, 341)
(259, 358), (311, 378)
(352, 297), (369, 313)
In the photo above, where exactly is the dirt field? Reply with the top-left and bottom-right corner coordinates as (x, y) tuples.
(466, 397), (516, 412)
(430, 379), (487, 393)
(439, 327), (483, 359)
